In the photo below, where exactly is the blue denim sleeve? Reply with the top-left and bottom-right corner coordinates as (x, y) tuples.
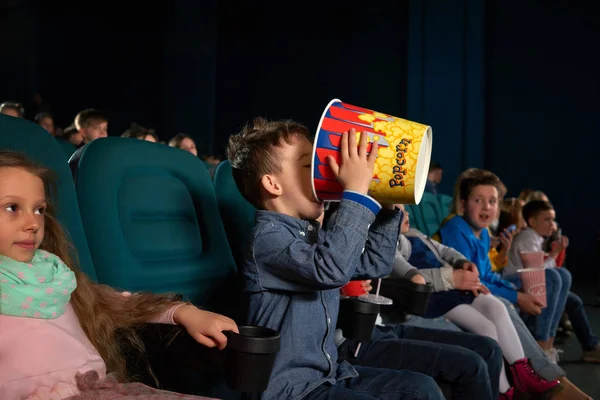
(250, 199), (378, 292)
(351, 207), (403, 280)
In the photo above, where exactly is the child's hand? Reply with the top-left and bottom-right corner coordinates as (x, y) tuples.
(327, 129), (378, 195)
(550, 236), (569, 258)
(517, 292), (543, 315)
(410, 274), (427, 285)
(174, 305), (239, 350)
(499, 229), (513, 251)
(477, 284), (491, 295)
(461, 262), (479, 275)
(361, 279), (373, 293)
(490, 236), (501, 248)
(453, 268), (481, 296)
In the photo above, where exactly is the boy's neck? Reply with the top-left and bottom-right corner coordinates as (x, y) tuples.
(262, 199), (300, 220)
(528, 226), (544, 238)
(463, 216), (484, 238)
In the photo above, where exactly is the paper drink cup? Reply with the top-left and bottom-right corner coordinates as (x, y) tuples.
(518, 268), (547, 307)
(341, 280), (367, 297)
(311, 99), (433, 204)
(520, 251), (545, 269)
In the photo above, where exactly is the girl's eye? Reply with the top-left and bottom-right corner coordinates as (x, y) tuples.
(5, 204), (16, 213)
(303, 164), (311, 168)
(34, 207), (46, 215)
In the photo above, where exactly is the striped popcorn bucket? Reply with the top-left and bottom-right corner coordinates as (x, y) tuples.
(518, 268), (547, 307)
(311, 99), (432, 204)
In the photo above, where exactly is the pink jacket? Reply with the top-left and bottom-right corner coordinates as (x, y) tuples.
(0, 302), (183, 400)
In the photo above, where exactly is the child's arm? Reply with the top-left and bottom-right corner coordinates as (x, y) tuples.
(391, 234), (454, 291)
(252, 194), (382, 291)
(350, 204), (403, 280)
(424, 235), (470, 268)
(514, 231), (557, 269)
(118, 292), (239, 350)
(173, 305), (239, 350)
(443, 227), (518, 303)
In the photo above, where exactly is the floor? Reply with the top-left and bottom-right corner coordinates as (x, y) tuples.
(557, 279), (600, 398)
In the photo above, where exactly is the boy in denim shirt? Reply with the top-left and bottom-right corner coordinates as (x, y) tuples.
(227, 118), (444, 400)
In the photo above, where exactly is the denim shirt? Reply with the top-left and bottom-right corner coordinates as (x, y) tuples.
(244, 193), (402, 400)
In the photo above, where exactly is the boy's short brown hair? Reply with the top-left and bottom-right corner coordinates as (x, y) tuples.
(459, 169), (501, 202)
(227, 117), (311, 208)
(522, 200), (554, 226)
(74, 108), (107, 130)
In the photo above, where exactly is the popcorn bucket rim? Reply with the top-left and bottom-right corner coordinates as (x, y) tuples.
(311, 98), (432, 204)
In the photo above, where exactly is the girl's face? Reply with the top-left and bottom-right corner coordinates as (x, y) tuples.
(0, 167), (46, 262)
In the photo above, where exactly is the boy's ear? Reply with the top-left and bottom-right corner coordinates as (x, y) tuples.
(261, 174), (283, 197)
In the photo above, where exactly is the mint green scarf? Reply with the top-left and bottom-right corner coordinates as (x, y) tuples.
(0, 249), (77, 319)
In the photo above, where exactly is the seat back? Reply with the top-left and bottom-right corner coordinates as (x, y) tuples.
(55, 137), (77, 160)
(70, 138), (238, 309)
(417, 192), (444, 236)
(437, 193), (453, 220)
(404, 204), (425, 234)
(0, 115), (97, 280)
(213, 160), (256, 270)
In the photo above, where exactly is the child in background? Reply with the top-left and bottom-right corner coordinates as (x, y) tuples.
(498, 198), (527, 235)
(34, 112), (56, 136)
(433, 168), (512, 273)
(121, 123), (159, 143)
(228, 119), (444, 400)
(0, 151), (237, 399)
(0, 101), (25, 118)
(507, 200), (600, 363)
(169, 133), (198, 157)
(74, 109), (108, 146)
(393, 206), (559, 399)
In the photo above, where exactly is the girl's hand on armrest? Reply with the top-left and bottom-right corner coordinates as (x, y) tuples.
(174, 305), (239, 350)
(410, 274), (426, 285)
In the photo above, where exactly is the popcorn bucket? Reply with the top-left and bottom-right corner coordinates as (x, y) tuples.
(518, 268), (547, 307)
(311, 99), (433, 204)
(520, 251), (545, 269)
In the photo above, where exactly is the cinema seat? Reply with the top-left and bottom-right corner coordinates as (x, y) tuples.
(70, 137), (238, 310)
(213, 160), (256, 270)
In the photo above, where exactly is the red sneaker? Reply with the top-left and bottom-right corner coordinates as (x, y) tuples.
(509, 358), (561, 394)
(499, 387), (514, 400)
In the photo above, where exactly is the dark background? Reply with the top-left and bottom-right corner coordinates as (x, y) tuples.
(1, 0), (598, 277)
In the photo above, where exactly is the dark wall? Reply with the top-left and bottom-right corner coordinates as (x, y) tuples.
(214, 0), (409, 156)
(0, 1), (37, 107)
(35, 2), (167, 134)
(407, 0), (486, 196)
(487, 0), (600, 275)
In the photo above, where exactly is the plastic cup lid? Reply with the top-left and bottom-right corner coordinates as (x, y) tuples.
(359, 294), (393, 305)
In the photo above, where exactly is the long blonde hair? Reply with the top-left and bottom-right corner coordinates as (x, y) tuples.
(0, 151), (180, 382)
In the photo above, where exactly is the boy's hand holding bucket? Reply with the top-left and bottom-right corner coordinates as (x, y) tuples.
(312, 99), (433, 205)
(327, 129), (379, 195)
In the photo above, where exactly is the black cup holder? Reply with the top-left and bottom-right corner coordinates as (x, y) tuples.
(337, 297), (381, 341)
(377, 279), (433, 323)
(223, 326), (281, 393)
